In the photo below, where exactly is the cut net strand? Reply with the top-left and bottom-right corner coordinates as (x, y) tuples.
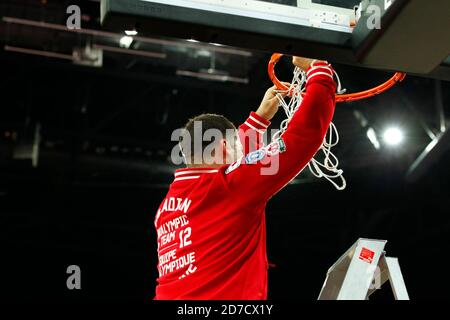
(272, 63), (347, 191)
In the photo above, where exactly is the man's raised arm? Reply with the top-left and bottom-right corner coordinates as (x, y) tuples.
(220, 57), (337, 207)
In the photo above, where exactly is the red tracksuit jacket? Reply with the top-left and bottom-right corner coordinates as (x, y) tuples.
(154, 62), (336, 300)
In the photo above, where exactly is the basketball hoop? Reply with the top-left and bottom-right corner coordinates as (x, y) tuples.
(267, 54), (406, 190)
(268, 53), (406, 103)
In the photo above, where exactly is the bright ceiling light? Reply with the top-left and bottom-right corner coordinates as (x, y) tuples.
(125, 30), (138, 36)
(383, 127), (404, 146)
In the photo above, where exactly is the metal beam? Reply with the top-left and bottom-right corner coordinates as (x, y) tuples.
(406, 76), (449, 182)
(2, 16), (253, 57)
(406, 129), (450, 182)
(0, 52), (260, 98)
(435, 80), (446, 133)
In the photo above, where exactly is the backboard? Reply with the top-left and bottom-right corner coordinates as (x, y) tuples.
(101, 0), (450, 80)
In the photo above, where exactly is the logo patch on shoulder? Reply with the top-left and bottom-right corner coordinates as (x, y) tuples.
(245, 149), (266, 164)
(265, 138), (286, 156)
(225, 157), (242, 174)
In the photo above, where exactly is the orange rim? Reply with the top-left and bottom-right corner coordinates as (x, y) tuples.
(268, 53), (406, 103)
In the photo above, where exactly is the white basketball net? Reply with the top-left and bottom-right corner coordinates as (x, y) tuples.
(273, 65), (346, 190)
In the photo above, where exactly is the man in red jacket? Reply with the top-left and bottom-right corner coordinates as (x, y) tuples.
(154, 56), (336, 300)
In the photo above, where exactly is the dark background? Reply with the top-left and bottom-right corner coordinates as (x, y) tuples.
(1, 0), (449, 301)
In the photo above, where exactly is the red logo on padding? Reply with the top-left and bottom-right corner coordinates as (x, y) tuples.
(359, 247), (375, 264)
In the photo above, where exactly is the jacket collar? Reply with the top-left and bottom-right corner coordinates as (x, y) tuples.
(173, 167), (220, 182)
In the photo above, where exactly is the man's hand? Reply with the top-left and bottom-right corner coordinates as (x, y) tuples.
(255, 84), (288, 121)
(256, 56), (325, 121)
(292, 56), (315, 71)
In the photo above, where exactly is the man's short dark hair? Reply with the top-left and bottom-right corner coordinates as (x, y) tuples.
(179, 113), (237, 163)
